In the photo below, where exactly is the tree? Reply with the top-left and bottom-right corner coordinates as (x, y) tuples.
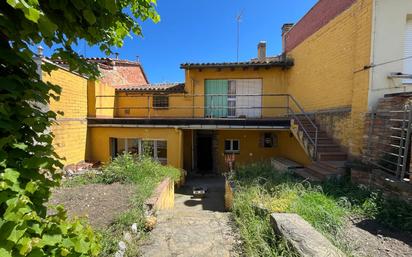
(0, 1), (159, 256)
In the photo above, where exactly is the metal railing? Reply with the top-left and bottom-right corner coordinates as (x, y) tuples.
(95, 93), (319, 159)
(366, 102), (412, 182)
(288, 95), (319, 159)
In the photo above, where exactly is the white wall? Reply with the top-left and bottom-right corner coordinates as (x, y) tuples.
(369, 0), (412, 110)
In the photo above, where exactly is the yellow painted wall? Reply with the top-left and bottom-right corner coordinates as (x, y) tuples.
(183, 130), (193, 171)
(113, 67), (289, 118)
(286, 0), (373, 156)
(88, 80), (115, 118)
(114, 91), (193, 118)
(215, 129), (311, 172)
(43, 68), (88, 165)
(87, 127), (183, 168)
(187, 68), (289, 118)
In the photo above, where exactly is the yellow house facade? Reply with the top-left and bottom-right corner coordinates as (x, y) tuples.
(87, 59), (313, 173)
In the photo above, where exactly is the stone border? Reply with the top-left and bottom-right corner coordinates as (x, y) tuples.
(145, 177), (175, 216)
(270, 213), (345, 257)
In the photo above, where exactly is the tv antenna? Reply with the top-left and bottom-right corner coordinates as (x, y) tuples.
(236, 10), (243, 62)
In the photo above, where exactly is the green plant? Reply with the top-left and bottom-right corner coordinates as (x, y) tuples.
(96, 154), (180, 256)
(233, 183), (298, 257)
(0, 1), (159, 256)
(100, 153), (180, 190)
(232, 162), (412, 256)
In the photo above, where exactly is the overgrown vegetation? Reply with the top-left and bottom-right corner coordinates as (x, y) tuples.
(62, 153), (181, 257)
(232, 162), (412, 256)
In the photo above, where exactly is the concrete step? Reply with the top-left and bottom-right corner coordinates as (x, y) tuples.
(318, 161), (347, 170)
(317, 145), (342, 152)
(317, 151), (347, 161)
(316, 138), (335, 144)
(304, 162), (346, 181)
(302, 131), (328, 137)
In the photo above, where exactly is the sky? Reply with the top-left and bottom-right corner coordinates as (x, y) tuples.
(43, 0), (318, 83)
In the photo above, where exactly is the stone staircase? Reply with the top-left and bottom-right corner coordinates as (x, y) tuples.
(290, 117), (347, 181)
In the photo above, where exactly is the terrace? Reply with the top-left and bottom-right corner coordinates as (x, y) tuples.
(89, 93), (310, 129)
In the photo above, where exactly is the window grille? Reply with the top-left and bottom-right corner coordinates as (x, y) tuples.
(153, 95), (169, 109)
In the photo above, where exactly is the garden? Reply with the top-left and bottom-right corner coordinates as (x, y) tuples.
(231, 162), (412, 257)
(49, 153), (180, 257)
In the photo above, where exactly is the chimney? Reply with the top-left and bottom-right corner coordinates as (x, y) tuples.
(281, 23), (294, 53)
(257, 41), (267, 62)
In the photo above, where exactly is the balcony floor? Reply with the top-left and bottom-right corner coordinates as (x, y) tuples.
(88, 117), (291, 129)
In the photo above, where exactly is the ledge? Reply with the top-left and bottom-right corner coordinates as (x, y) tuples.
(88, 117), (291, 129)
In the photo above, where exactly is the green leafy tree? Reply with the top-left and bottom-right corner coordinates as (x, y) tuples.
(0, 1), (159, 256)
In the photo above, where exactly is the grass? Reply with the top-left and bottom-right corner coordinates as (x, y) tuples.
(61, 153), (181, 257)
(231, 162), (412, 256)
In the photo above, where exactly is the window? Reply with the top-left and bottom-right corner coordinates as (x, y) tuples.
(224, 139), (240, 153)
(261, 133), (278, 148)
(153, 95), (169, 109)
(228, 81), (236, 117)
(404, 18), (412, 84)
(205, 79), (262, 118)
(263, 133), (274, 148)
(110, 138), (167, 164)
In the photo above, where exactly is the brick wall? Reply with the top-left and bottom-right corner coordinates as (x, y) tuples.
(43, 68), (88, 165)
(284, 0), (357, 52)
(286, 0), (373, 156)
(352, 169), (412, 202)
(363, 96), (411, 166)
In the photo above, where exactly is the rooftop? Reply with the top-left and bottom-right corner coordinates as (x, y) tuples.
(180, 55), (293, 70)
(115, 82), (185, 93)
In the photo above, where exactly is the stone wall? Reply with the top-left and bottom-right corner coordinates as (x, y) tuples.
(313, 107), (352, 153)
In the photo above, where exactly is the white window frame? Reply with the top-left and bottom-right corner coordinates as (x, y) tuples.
(404, 17), (412, 84)
(112, 138), (167, 164)
(224, 139), (240, 153)
(227, 80), (237, 117)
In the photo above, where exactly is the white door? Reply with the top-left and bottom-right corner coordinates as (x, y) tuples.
(404, 19), (412, 84)
(235, 79), (262, 118)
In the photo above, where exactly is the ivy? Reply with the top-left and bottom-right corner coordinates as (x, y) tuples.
(0, 0), (159, 256)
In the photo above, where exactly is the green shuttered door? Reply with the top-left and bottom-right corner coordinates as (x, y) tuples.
(205, 80), (228, 118)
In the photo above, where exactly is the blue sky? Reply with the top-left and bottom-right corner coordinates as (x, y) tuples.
(44, 0), (317, 83)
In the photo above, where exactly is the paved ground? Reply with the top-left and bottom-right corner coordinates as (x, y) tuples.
(140, 176), (241, 257)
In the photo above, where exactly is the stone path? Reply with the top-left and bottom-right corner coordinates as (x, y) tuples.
(140, 176), (240, 257)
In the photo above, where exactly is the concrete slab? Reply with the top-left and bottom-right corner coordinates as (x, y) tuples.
(270, 213), (345, 257)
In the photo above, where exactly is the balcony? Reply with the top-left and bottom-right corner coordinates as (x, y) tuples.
(89, 93), (308, 129)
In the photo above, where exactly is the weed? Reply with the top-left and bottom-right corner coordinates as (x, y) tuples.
(231, 162), (412, 256)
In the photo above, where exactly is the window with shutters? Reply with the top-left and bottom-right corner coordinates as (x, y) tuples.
(404, 18), (412, 84)
(204, 79), (262, 118)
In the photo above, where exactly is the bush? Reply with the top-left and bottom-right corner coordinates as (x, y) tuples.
(100, 153), (180, 189)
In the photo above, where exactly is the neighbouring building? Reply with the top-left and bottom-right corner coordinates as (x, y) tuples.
(43, 0), (412, 183)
